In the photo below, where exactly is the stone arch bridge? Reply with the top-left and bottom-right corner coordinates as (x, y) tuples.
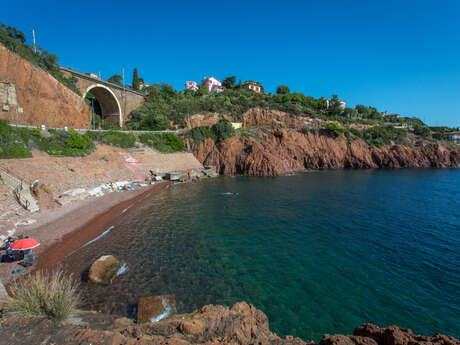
(60, 67), (145, 127)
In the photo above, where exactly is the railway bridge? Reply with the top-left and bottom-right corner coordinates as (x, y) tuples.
(60, 67), (145, 127)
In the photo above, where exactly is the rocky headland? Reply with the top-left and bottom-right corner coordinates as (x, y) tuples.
(0, 302), (458, 345)
(191, 129), (460, 176)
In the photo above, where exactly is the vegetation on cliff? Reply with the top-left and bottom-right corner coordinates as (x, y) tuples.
(0, 120), (93, 158)
(191, 128), (459, 176)
(139, 133), (186, 153)
(0, 120), (186, 158)
(125, 82), (382, 130)
(86, 131), (136, 148)
(124, 77), (454, 147)
(0, 23), (81, 95)
(186, 119), (235, 143)
(313, 123), (411, 147)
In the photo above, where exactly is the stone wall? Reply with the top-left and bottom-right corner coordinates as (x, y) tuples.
(0, 44), (91, 128)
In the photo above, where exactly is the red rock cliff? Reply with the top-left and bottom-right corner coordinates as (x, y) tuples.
(0, 44), (91, 128)
(1, 302), (458, 345)
(191, 129), (460, 176)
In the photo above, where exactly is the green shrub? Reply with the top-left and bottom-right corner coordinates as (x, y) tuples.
(361, 126), (408, 147)
(0, 121), (96, 157)
(86, 131), (136, 148)
(36, 130), (94, 156)
(139, 133), (186, 153)
(212, 119), (234, 142)
(65, 130), (93, 150)
(0, 120), (32, 158)
(39, 184), (51, 194)
(414, 123), (432, 139)
(298, 127), (317, 135)
(239, 128), (262, 140)
(0, 144), (32, 159)
(101, 122), (121, 130)
(350, 127), (362, 137)
(186, 119), (235, 143)
(323, 122), (346, 138)
(186, 126), (216, 142)
(7, 270), (80, 323)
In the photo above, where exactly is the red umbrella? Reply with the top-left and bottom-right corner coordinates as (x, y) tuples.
(10, 238), (40, 251)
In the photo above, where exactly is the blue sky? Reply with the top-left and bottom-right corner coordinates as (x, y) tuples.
(4, 0), (460, 127)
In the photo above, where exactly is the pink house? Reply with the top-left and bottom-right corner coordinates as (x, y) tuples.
(202, 77), (223, 93)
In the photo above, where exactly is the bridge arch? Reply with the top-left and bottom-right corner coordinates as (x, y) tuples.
(83, 84), (123, 127)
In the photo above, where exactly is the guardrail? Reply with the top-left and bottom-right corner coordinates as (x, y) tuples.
(6, 123), (185, 135)
(0, 168), (22, 190)
(59, 67), (147, 97)
(0, 168), (38, 212)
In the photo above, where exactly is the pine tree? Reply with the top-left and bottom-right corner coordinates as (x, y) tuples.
(132, 68), (140, 90)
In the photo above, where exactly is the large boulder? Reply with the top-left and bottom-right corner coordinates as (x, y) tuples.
(319, 334), (378, 345)
(353, 324), (460, 345)
(88, 255), (122, 285)
(137, 295), (176, 324)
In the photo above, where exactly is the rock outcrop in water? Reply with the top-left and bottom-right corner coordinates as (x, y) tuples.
(1, 302), (458, 345)
(88, 255), (122, 284)
(191, 129), (460, 176)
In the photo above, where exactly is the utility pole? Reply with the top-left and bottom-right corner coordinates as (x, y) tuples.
(91, 98), (95, 130)
(122, 68), (126, 127)
(32, 29), (36, 53)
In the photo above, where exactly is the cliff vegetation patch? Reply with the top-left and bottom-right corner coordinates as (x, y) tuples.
(86, 131), (136, 148)
(139, 133), (186, 153)
(0, 23), (81, 95)
(0, 120), (95, 158)
(186, 119), (235, 143)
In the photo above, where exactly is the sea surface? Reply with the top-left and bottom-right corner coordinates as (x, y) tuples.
(62, 169), (460, 341)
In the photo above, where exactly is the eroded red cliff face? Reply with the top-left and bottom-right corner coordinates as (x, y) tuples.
(0, 44), (91, 128)
(191, 129), (460, 176)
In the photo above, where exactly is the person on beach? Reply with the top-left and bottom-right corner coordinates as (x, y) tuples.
(5, 239), (15, 261)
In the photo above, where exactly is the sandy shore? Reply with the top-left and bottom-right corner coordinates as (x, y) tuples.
(0, 181), (172, 284)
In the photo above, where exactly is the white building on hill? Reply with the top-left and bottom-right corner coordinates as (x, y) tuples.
(185, 81), (198, 91)
(202, 77), (223, 93)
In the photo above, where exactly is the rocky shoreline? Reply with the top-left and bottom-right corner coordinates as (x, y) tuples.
(191, 129), (460, 176)
(0, 301), (458, 345)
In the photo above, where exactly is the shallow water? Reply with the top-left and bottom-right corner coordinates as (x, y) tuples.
(62, 169), (460, 341)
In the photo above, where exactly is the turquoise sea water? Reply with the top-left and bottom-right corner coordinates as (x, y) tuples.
(63, 169), (460, 341)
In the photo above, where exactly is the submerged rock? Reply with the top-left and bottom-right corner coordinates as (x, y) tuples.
(137, 295), (176, 324)
(88, 255), (122, 285)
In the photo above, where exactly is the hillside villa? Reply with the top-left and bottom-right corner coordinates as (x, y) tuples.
(446, 131), (460, 145)
(243, 81), (264, 93)
(322, 97), (346, 110)
(185, 81), (199, 91)
(202, 77), (223, 93)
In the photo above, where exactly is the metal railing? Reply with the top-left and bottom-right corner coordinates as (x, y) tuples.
(6, 123), (185, 135)
(0, 168), (35, 212)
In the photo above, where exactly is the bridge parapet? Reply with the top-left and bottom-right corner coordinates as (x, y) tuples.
(60, 67), (146, 127)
